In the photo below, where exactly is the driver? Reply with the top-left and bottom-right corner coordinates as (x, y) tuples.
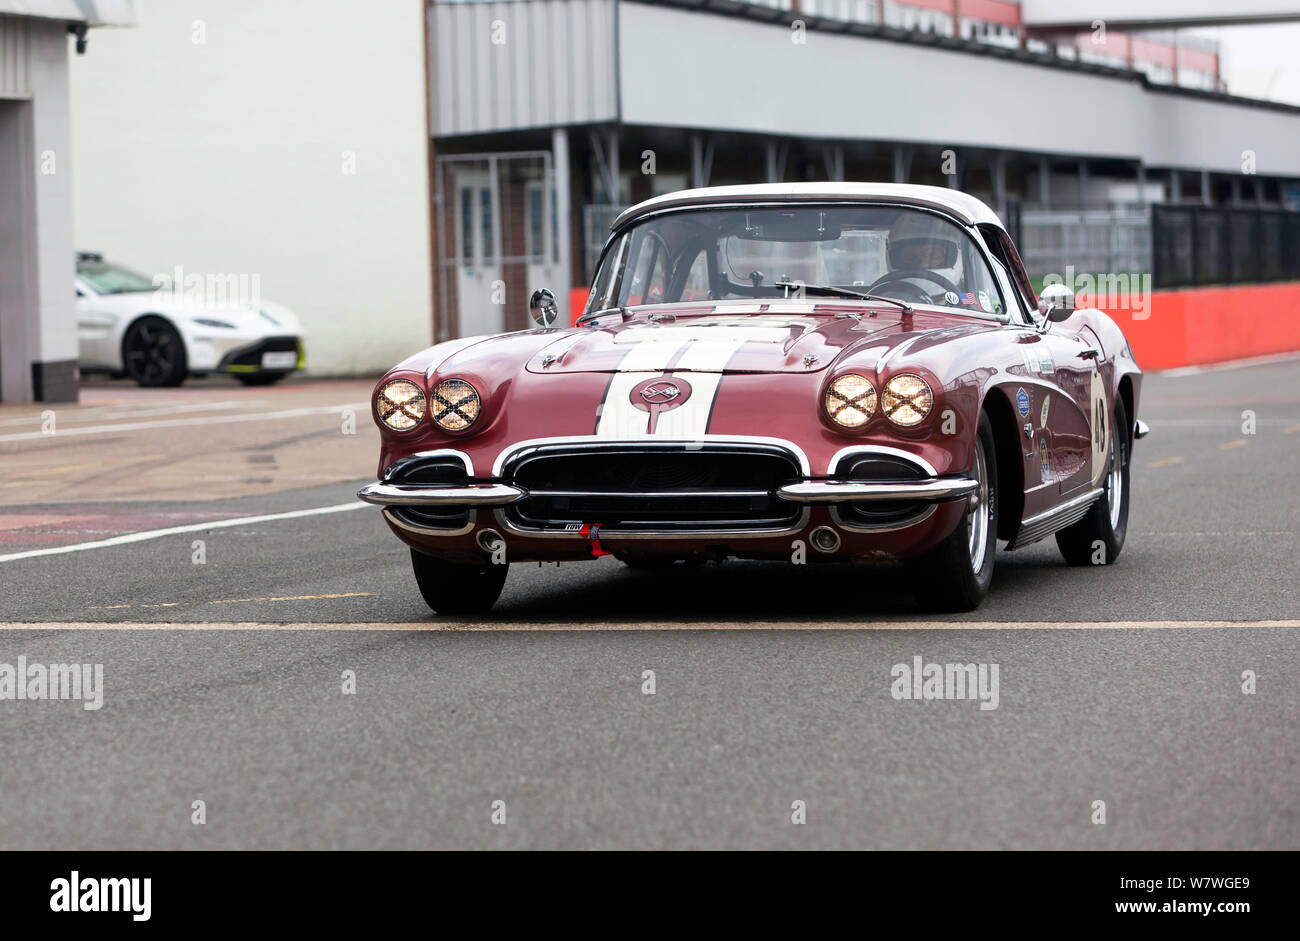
(885, 213), (966, 305)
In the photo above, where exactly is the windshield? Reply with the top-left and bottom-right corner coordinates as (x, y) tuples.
(588, 205), (1005, 316)
(77, 261), (156, 295)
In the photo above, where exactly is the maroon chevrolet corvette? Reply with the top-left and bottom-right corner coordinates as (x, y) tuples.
(360, 183), (1147, 613)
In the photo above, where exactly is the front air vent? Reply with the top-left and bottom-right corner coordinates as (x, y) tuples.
(385, 454), (472, 530)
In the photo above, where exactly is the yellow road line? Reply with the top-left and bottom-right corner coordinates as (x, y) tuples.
(1146, 456), (1185, 468)
(1219, 439), (1248, 450)
(206, 592), (375, 605)
(1284, 423), (1300, 434)
(3, 619), (1297, 632)
(90, 592), (374, 611)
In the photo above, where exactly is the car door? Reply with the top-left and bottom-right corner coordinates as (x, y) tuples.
(979, 225), (1094, 507)
(75, 281), (116, 368)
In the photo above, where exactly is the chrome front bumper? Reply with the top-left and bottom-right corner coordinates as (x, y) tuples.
(357, 477), (976, 508)
(777, 478), (977, 503)
(357, 482), (524, 506)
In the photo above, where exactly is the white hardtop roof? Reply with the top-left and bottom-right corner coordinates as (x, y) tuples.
(612, 182), (1006, 232)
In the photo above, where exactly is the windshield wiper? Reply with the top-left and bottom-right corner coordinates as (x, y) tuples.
(773, 283), (912, 314)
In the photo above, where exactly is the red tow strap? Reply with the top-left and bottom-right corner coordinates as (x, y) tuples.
(579, 524), (610, 557)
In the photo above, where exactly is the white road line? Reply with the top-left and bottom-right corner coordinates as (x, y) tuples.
(1155, 351), (1300, 377)
(0, 501), (367, 563)
(0, 400), (257, 427)
(0, 402), (368, 443)
(1, 619), (1296, 631)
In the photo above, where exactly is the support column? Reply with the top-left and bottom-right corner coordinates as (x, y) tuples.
(824, 144), (844, 182)
(892, 144), (910, 184)
(1170, 169), (1182, 204)
(1039, 156), (1051, 208)
(691, 134), (713, 189)
(552, 127), (573, 320)
(991, 151), (1008, 220)
(1201, 168), (1212, 205)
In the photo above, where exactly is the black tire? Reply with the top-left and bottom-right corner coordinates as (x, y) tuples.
(410, 549), (507, 614)
(122, 316), (187, 387)
(1056, 395), (1130, 566)
(234, 372), (288, 386)
(906, 411), (998, 612)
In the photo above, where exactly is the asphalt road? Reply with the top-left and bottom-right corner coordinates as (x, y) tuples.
(0, 361), (1296, 849)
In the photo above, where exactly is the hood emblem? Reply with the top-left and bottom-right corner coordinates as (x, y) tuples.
(629, 376), (694, 433)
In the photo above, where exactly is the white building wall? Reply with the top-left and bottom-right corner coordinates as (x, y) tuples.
(69, 0), (434, 376)
(1, 14), (78, 402)
(29, 20), (75, 368)
(618, 2), (1300, 177)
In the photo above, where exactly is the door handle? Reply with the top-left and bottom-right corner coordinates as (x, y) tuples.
(1078, 347), (1101, 360)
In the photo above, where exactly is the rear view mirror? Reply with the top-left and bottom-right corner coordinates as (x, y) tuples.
(529, 289), (558, 328)
(1038, 283), (1075, 322)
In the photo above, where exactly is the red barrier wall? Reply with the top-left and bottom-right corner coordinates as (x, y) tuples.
(565, 282), (1300, 371)
(568, 288), (589, 325)
(1114, 282), (1300, 371)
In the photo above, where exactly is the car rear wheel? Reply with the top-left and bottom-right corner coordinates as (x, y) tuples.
(906, 411), (998, 612)
(122, 316), (187, 387)
(409, 549), (508, 614)
(1056, 396), (1130, 566)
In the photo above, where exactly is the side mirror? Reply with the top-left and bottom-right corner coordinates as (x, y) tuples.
(1038, 283), (1075, 323)
(529, 288), (558, 328)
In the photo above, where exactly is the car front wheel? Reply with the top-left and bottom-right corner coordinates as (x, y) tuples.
(409, 549), (508, 615)
(122, 316), (187, 387)
(906, 411), (998, 612)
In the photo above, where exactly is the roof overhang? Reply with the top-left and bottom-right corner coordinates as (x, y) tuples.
(0, 0), (139, 27)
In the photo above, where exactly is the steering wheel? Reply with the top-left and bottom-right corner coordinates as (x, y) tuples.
(868, 269), (962, 305)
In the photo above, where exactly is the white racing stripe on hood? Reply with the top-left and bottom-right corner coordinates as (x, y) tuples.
(595, 338), (746, 437)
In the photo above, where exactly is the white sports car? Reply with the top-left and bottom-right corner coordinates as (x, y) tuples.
(75, 253), (305, 387)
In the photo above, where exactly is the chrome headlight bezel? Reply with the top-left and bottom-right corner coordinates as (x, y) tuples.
(429, 378), (481, 432)
(881, 373), (934, 427)
(375, 378), (427, 432)
(824, 373), (877, 429)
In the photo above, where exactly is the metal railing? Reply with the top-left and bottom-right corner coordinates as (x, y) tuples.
(1152, 204), (1300, 289)
(1017, 205), (1152, 283)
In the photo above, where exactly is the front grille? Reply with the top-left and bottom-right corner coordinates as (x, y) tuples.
(834, 454), (930, 527)
(224, 336), (299, 369)
(386, 455), (471, 531)
(504, 444), (801, 532)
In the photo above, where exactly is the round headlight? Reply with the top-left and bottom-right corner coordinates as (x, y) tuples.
(430, 378), (481, 432)
(882, 374), (933, 427)
(825, 374), (876, 428)
(376, 379), (427, 432)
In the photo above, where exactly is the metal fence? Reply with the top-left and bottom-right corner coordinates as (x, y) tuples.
(1017, 206), (1152, 284)
(582, 203), (624, 282)
(1152, 204), (1300, 289)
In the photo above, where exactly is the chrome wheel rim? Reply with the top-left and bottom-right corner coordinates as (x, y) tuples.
(1107, 419), (1123, 529)
(967, 441), (989, 572)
